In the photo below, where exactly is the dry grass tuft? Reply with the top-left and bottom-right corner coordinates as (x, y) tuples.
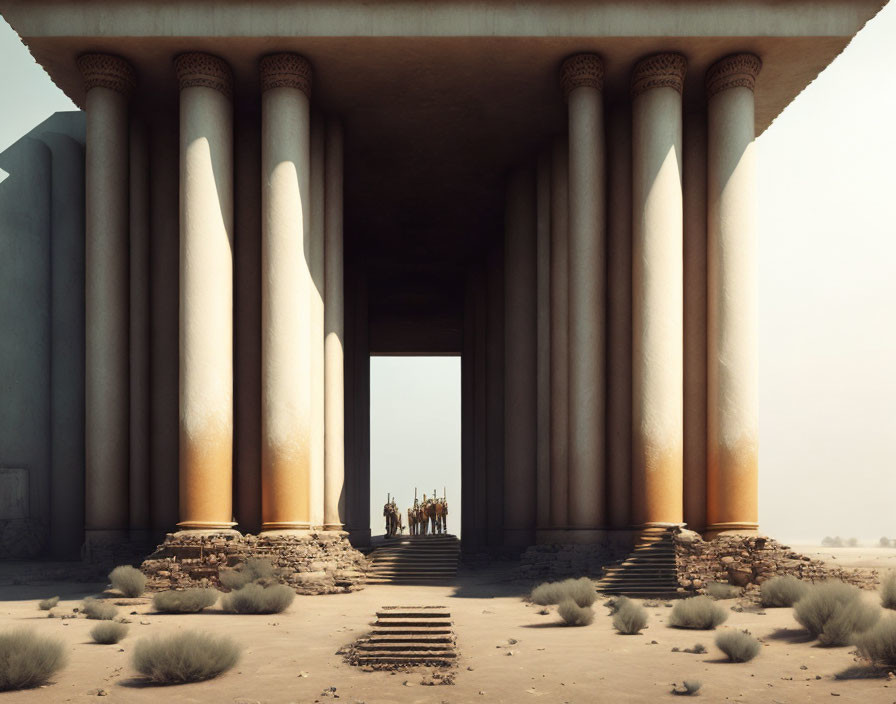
(706, 582), (741, 600)
(152, 589), (219, 614)
(109, 566), (146, 598)
(132, 631), (240, 684)
(715, 629), (760, 662)
(220, 583), (295, 614)
(855, 616), (896, 668)
(531, 578), (596, 607)
(760, 575), (810, 608)
(557, 599), (594, 626)
(793, 581), (879, 646)
(0, 629), (67, 691)
(37, 597), (59, 611)
(219, 558), (280, 591)
(81, 597), (117, 621)
(881, 574), (896, 611)
(668, 596), (728, 630)
(90, 621), (128, 644)
(612, 598), (648, 635)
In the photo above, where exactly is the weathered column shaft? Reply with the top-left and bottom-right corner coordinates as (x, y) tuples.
(503, 168), (537, 546)
(260, 54), (313, 531)
(176, 53), (235, 530)
(324, 119), (346, 530)
(310, 115), (326, 529)
(562, 54), (606, 529)
(706, 54), (762, 534)
(535, 150), (552, 530)
(631, 53), (686, 527)
(549, 138), (569, 529)
(78, 54), (134, 539)
(129, 116), (151, 535)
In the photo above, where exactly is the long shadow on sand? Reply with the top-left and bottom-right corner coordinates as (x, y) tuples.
(765, 626), (815, 644)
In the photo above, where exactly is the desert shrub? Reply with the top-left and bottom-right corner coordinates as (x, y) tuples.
(90, 621), (128, 644)
(531, 581), (568, 606)
(822, 536), (844, 548)
(847, 538), (859, 548)
(81, 597), (117, 621)
(794, 581), (879, 646)
(706, 582), (741, 600)
(562, 578), (597, 608)
(669, 596), (728, 630)
(881, 574), (896, 610)
(109, 565), (146, 598)
(132, 631), (240, 684)
(715, 629), (760, 662)
(557, 599), (594, 627)
(671, 680), (702, 696)
(0, 629), (67, 691)
(880, 537), (892, 549)
(612, 599), (647, 635)
(38, 596), (59, 611)
(760, 575), (809, 607)
(152, 589), (219, 614)
(855, 617), (896, 668)
(531, 578), (595, 607)
(220, 583), (294, 614)
(218, 557), (279, 591)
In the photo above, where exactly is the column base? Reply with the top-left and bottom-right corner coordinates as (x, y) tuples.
(169, 527), (242, 540)
(323, 523), (345, 531)
(176, 521), (238, 531)
(703, 522), (759, 540)
(260, 521), (311, 532)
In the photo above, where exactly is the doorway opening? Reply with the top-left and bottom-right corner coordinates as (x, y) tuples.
(369, 356), (461, 540)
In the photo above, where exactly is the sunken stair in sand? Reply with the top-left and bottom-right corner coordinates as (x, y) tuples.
(353, 606), (457, 667)
(366, 534), (460, 584)
(595, 526), (680, 598)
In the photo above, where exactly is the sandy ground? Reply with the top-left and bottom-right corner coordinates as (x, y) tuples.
(1, 549), (896, 703)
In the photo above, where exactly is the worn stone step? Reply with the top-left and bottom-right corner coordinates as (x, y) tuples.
(356, 650), (457, 660)
(376, 611), (451, 619)
(357, 642), (455, 652)
(369, 636), (453, 644)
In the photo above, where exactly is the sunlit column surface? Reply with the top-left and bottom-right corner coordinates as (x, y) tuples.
(260, 53), (314, 531)
(561, 54), (606, 529)
(630, 53), (686, 527)
(310, 115), (326, 529)
(78, 53), (134, 543)
(176, 52), (235, 530)
(706, 54), (762, 536)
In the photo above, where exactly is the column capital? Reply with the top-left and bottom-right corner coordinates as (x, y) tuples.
(630, 52), (687, 99)
(175, 52), (233, 100)
(560, 53), (604, 99)
(705, 53), (762, 98)
(77, 53), (136, 95)
(260, 53), (313, 96)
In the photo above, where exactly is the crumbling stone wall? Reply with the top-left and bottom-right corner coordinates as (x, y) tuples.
(141, 530), (370, 595)
(674, 530), (878, 596)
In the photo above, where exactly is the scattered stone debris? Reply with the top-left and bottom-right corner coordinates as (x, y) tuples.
(141, 530), (369, 595)
(674, 531), (878, 597)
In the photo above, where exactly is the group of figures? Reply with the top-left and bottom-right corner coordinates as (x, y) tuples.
(382, 490), (449, 538)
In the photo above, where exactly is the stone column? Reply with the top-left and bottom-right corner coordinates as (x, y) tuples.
(706, 54), (762, 536)
(78, 54), (134, 544)
(129, 116), (151, 539)
(535, 150), (551, 530)
(503, 168), (537, 546)
(630, 53), (687, 528)
(324, 119), (346, 530)
(561, 54), (606, 531)
(259, 53), (313, 531)
(175, 53), (235, 530)
(310, 115), (326, 529)
(549, 138), (569, 530)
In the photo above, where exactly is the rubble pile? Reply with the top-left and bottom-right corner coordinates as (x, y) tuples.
(141, 530), (370, 595)
(517, 542), (629, 580)
(674, 530), (878, 596)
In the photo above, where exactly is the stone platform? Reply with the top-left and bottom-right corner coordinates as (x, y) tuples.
(141, 530), (370, 595)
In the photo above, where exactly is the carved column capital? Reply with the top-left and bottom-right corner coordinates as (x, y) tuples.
(175, 52), (233, 100)
(77, 53), (136, 95)
(260, 53), (313, 96)
(705, 53), (762, 98)
(560, 53), (604, 99)
(630, 52), (687, 99)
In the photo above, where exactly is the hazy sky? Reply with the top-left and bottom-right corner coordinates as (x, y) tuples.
(1, 3), (894, 543)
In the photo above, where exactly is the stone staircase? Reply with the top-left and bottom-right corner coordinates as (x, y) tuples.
(366, 534), (460, 584)
(595, 526), (680, 598)
(353, 606), (457, 667)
